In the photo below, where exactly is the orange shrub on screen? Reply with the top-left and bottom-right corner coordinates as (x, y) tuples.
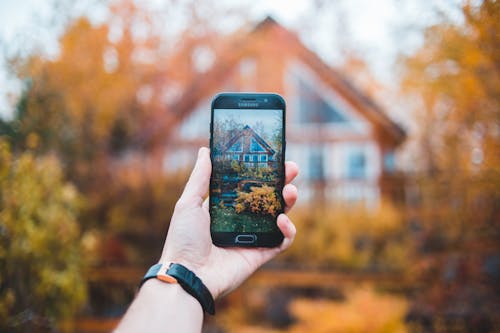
(235, 185), (282, 216)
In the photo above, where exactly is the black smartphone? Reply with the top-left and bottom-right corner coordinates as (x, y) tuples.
(209, 93), (286, 247)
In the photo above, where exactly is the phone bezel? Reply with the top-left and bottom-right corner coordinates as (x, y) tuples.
(209, 93), (286, 248)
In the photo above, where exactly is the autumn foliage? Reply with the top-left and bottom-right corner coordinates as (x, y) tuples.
(400, 0), (499, 330)
(288, 288), (408, 333)
(282, 201), (409, 271)
(0, 1), (203, 330)
(235, 185), (282, 216)
(0, 141), (86, 331)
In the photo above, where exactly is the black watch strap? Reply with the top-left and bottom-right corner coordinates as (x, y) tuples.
(139, 263), (215, 315)
(166, 263), (215, 315)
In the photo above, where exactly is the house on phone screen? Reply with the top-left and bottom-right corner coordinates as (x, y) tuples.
(218, 125), (276, 169)
(155, 16), (405, 207)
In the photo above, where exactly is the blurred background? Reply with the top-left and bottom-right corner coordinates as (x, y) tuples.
(0, 0), (498, 332)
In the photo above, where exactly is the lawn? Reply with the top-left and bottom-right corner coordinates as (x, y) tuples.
(211, 206), (277, 232)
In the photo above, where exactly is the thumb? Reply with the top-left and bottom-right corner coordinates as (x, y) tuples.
(178, 147), (211, 207)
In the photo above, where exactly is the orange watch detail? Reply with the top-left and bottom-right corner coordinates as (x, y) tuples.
(157, 274), (177, 284)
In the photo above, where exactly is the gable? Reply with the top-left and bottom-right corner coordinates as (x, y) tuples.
(287, 61), (371, 135)
(245, 126), (275, 154)
(222, 126), (275, 155)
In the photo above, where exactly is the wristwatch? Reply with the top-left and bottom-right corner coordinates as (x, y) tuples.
(139, 263), (215, 315)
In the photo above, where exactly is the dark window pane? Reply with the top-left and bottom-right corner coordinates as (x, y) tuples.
(298, 78), (348, 124)
(227, 139), (242, 152)
(347, 151), (366, 179)
(309, 150), (324, 181)
(250, 138), (265, 152)
(384, 152), (395, 172)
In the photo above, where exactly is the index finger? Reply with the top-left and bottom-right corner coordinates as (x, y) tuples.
(179, 147), (211, 206)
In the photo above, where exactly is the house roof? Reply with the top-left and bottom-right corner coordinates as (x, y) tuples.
(142, 16), (405, 149)
(223, 125), (275, 155)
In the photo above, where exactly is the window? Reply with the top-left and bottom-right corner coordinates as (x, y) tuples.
(244, 155), (250, 162)
(384, 152), (395, 172)
(347, 150), (366, 179)
(233, 154), (240, 161)
(252, 155), (258, 162)
(250, 138), (265, 152)
(225, 154), (231, 160)
(260, 155), (268, 162)
(308, 149), (324, 181)
(227, 139), (242, 152)
(298, 77), (348, 124)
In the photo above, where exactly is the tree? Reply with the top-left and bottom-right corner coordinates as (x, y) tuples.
(401, 1), (499, 330)
(6, 13), (162, 165)
(0, 0), (253, 322)
(0, 140), (86, 332)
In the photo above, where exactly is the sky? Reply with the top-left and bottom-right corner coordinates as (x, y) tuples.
(214, 108), (282, 143)
(0, 0), (461, 119)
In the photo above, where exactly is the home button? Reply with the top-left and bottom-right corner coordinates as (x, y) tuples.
(235, 234), (257, 244)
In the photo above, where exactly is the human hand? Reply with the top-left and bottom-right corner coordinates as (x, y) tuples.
(159, 147), (298, 299)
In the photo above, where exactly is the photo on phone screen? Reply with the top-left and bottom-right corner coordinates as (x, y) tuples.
(210, 107), (284, 235)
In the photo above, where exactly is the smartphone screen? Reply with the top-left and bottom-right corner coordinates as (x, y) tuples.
(210, 94), (285, 247)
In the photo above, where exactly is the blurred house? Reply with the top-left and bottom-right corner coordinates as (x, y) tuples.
(162, 17), (405, 206)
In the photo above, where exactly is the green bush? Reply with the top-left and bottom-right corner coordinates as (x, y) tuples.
(0, 140), (86, 332)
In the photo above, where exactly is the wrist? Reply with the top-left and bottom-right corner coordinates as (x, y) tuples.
(140, 262), (216, 315)
(123, 279), (203, 331)
(140, 279), (202, 313)
(158, 258), (220, 299)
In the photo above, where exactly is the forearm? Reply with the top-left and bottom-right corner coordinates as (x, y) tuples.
(115, 279), (203, 333)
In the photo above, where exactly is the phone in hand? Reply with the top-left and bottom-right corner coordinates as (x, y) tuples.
(209, 93), (286, 247)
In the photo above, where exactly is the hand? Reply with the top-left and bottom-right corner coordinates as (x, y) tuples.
(159, 147), (298, 299)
